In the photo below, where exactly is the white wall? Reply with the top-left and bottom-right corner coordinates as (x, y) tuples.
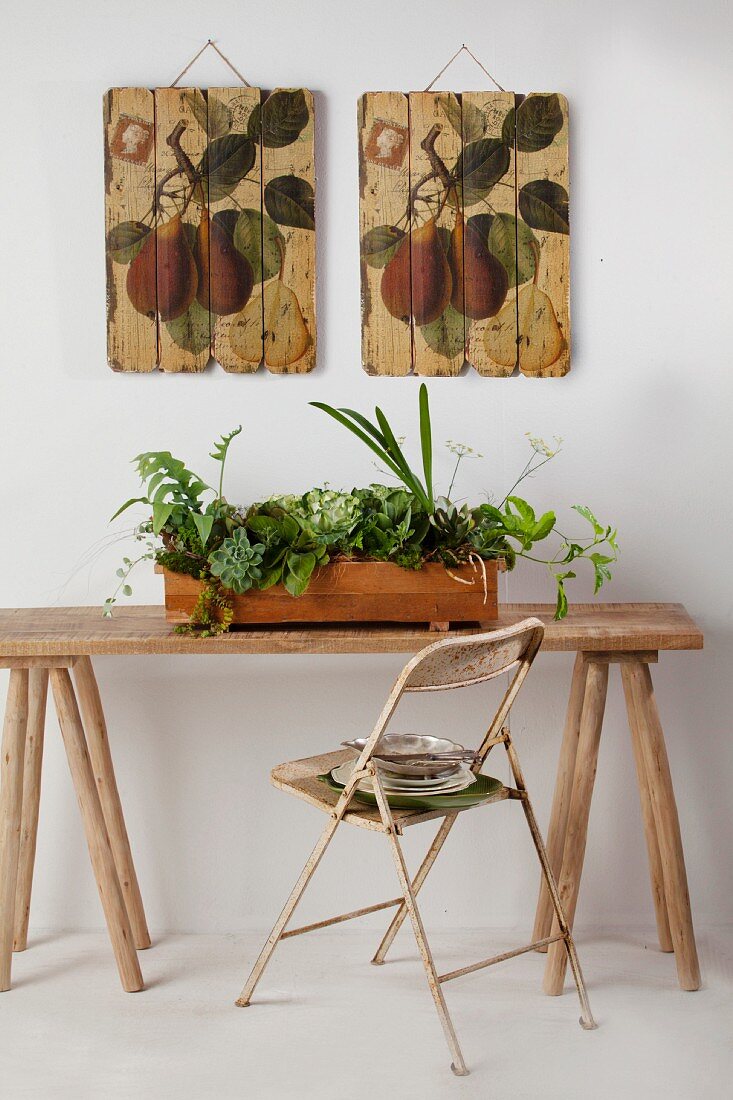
(1, 0), (732, 936)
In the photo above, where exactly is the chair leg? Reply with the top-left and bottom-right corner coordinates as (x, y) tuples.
(372, 812), (459, 966)
(521, 789), (597, 1030)
(502, 733), (597, 1029)
(533, 653), (588, 948)
(371, 774), (468, 1076)
(236, 813), (342, 1007)
(0, 670), (29, 991)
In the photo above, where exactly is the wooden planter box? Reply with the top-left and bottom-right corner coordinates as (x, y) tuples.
(159, 560), (500, 628)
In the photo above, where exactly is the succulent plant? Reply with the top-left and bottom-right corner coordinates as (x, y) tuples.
(208, 528), (265, 594)
(354, 484), (426, 557)
(295, 488), (362, 544)
(429, 497), (475, 549)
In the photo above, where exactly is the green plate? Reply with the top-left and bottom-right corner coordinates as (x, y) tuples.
(319, 770), (504, 810)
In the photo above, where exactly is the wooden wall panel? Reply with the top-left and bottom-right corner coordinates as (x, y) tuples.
(462, 91), (518, 377)
(207, 87), (263, 373)
(260, 89), (316, 373)
(103, 88), (158, 372)
(357, 87), (570, 379)
(515, 93), (570, 377)
(408, 92), (464, 377)
(357, 92), (412, 376)
(153, 88), (210, 373)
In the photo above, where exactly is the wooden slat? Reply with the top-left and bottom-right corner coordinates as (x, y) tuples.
(0, 656), (76, 669)
(515, 93), (570, 376)
(103, 88), (158, 372)
(462, 91), (518, 377)
(358, 92), (412, 375)
(153, 88), (210, 373)
(0, 605), (704, 656)
(162, 566), (498, 625)
(408, 92), (464, 376)
(260, 89), (316, 373)
(161, 560), (498, 596)
(208, 87), (263, 372)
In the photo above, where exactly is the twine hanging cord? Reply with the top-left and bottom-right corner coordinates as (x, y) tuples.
(424, 43), (505, 92)
(170, 39), (251, 88)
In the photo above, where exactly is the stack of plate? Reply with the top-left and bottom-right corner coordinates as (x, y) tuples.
(331, 758), (476, 796)
(337, 733), (477, 797)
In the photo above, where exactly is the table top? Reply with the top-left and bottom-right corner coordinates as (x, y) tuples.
(0, 603), (703, 657)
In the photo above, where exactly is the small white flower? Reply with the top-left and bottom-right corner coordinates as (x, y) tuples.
(445, 439), (484, 459)
(526, 433), (563, 458)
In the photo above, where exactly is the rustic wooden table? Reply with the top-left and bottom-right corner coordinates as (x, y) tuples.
(0, 603), (703, 997)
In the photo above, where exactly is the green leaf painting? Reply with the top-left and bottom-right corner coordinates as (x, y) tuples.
(454, 138), (510, 205)
(202, 134), (257, 201)
(107, 221), (151, 263)
(233, 209), (284, 283)
(518, 180), (569, 234)
(515, 94), (564, 152)
(264, 175), (315, 230)
(487, 213), (539, 287)
(185, 90), (232, 141)
(165, 299), (211, 355)
(442, 96), (485, 143)
(361, 225), (406, 269)
(250, 89), (310, 149)
(420, 304), (466, 360)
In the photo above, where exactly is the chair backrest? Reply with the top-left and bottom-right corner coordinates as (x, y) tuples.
(399, 618), (545, 693)
(350, 619), (545, 777)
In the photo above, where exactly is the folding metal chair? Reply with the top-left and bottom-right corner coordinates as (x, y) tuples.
(236, 618), (597, 1076)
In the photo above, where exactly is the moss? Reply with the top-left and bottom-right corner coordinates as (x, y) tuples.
(156, 550), (205, 579)
(174, 577), (234, 638)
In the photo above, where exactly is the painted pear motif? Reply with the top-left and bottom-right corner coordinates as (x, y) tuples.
(380, 234), (411, 323)
(409, 217), (452, 326)
(126, 227), (157, 318)
(154, 214), (198, 322)
(231, 281), (311, 369)
(195, 209), (254, 316)
(484, 283), (566, 373)
(381, 218), (452, 327)
(449, 216), (508, 320)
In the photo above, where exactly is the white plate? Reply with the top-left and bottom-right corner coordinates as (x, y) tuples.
(332, 761), (473, 790)
(331, 760), (476, 795)
(377, 760), (462, 781)
(374, 767), (471, 789)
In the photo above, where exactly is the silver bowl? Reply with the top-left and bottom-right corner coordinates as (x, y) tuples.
(343, 733), (467, 778)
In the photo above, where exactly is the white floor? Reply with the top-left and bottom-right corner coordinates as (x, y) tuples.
(0, 926), (731, 1099)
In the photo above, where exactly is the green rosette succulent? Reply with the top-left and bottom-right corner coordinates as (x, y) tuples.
(429, 497), (475, 550)
(208, 528), (265, 594)
(295, 488), (362, 544)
